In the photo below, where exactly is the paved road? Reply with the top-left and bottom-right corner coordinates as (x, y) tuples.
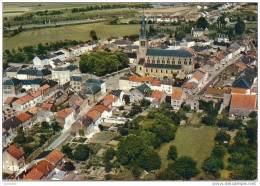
(197, 54), (242, 95)
(7, 18), (105, 30)
(45, 129), (71, 151)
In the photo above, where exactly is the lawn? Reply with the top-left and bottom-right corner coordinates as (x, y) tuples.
(157, 125), (218, 174)
(3, 22), (140, 50)
(89, 131), (118, 144)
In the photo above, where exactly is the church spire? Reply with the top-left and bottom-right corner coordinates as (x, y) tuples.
(140, 16), (147, 39)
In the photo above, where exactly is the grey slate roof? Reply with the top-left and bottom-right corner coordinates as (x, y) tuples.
(5, 66), (20, 72)
(85, 84), (101, 94)
(109, 90), (122, 97)
(17, 69), (51, 76)
(3, 78), (21, 86)
(81, 115), (94, 127)
(140, 16), (147, 39)
(85, 78), (104, 85)
(21, 78), (42, 85)
(136, 83), (151, 95)
(146, 49), (193, 58)
(232, 67), (255, 89)
(67, 65), (78, 71)
(38, 55), (49, 60)
(71, 76), (82, 81)
(54, 51), (64, 56)
(144, 63), (182, 70)
(3, 116), (22, 130)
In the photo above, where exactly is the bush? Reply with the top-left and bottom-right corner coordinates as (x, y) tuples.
(118, 127), (128, 136)
(105, 162), (113, 172)
(132, 165), (142, 180)
(63, 161), (75, 171)
(74, 144), (90, 161)
(215, 131), (231, 144)
(167, 145), (178, 160)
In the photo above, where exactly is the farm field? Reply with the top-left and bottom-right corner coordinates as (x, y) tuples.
(3, 22), (140, 50)
(157, 125), (218, 177)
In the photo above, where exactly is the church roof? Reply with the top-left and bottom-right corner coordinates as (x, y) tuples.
(146, 49), (193, 58)
(144, 63), (182, 70)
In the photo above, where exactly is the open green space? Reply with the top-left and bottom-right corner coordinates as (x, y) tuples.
(89, 131), (118, 144)
(157, 125), (218, 173)
(3, 22), (140, 50)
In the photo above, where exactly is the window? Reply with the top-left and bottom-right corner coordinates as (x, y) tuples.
(156, 69), (158, 73)
(146, 69), (148, 72)
(151, 69), (153, 73)
(161, 70), (163, 73)
(184, 61), (187, 65)
(172, 60), (175, 65)
(147, 58), (150, 63)
(189, 61), (192, 65)
(152, 59), (155, 64)
(157, 59), (160, 64)
(141, 41), (145, 47)
(166, 70), (168, 73)
(178, 61), (181, 64)
(167, 60), (170, 64)
(162, 59), (165, 64)
(139, 67), (142, 70)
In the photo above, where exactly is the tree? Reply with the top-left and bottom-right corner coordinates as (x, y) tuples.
(214, 131), (231, 144)
(98, 124), (104, 131)
(168, 145), (178, 160)
(132, 165), (142, 180)
(41, 121), (50, 129)
(61, 144), (73, 159)
(212, 145), (226, 158)
(166, 156), (199, 180)
(249, 111), (257, 118)
(182, 104), (191, 112)
(118, 127), (128, 136)
(138, 148), (161, 171)
(39, 134), (47, 145)
(196, 17), (208, 29)
(202, 115), (216, 126)
(14, 132), (26, 144)
(51, 121), (61, 132)
(246, 118), (257, 144)
(140, 98), (151, 108)
(202, 156), (224, 174)
(63, 161), (75, 171)
(74, 144), (90, 161)
(235, 19), (245, 35)
(104, 148), (115, 163)
(129, 104), (142, 117)
(89, 30), (98, 40)
(123, 94), (130, 104)
(105, 162), (113, 172)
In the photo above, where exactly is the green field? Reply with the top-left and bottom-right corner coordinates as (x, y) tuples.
(89, 131), (118, 144)
(3, 22), (140, 50)
(157, 125), (218, 174)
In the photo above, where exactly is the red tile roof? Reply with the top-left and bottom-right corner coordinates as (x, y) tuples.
(45, 150), (65, 165)
(15, 112), (32, 123)
(42, 103), (53, 110)
(4, 97), (16, 105)
(193, 74), (202, 82)
(86, 110), (101, 121)
(102, 94), (118, 107)
(182, 82), (197, 89)
(197, 68), (207, 74)
(6, 145), (24, 160)
(215, 52), (226, 60)
(186, 47), (195, 54)
(57, 108), (73, 118)
(39, 84), (50, 91)
(151, 80), (161, 86)
(205, 88), (230, 95)
(142, 76), (154, 82)
(23, 168), (45, 180)
(3, 128), (6, 134)
(15, 95), (34, 105)
(151, 90), (164, 100)
(231, 88), (247, 94)
(33, 160), (55, 175)
(172, 89), (182, 100)
(74, 98), (84, 106)
(90, 104), (111, 113)
(235, 62), (247, 70)
(32, 90), (42, 98)
(230, 94), (257, 110)
(129, 76), (154, 83)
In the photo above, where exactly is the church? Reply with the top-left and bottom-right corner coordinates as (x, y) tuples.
(136, 17), (194, 79)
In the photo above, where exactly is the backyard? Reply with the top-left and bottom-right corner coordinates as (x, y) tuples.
(157, 125), (219, 178)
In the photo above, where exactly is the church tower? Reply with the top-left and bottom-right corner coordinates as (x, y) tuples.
(137, 16), (148, 60)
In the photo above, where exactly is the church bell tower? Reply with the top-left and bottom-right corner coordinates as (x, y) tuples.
(137, 16), (148, 60)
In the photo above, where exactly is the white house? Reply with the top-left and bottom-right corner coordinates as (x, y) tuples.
(171, 88), (185, 110)
(33, 56), (50, 67)
(56, 108), (75, 131)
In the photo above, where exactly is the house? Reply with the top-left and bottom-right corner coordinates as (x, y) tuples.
(33, 160), (55, 178)
(129, 83), (152, 102)
(15, 111), (33, 130)
(33, 55), (51, 67)
(191, 27), (208, 37)
(3, 116), (22, 136)
(5, 66), (20, 78)
(21, 78), (42, 91)
(70, 75), (83, 92)
(86, 105), (112, 125)
(3, 145), (25, 174)
(50, 59), (62, 68)
(23, 168), (45, 180)
(3, 78), (22, 96)
(13, 94), (35, 111)
(42, 103), (56, 112)
(54, 51), (65, 61)
(150, 90), (166, 108)
(160, 79), (174, 94)
(69, 46), (82, 56)
(188, 74), (203, 90)
(84, 78), (106, 99)
(55, 109), (74, 131)
(71, 116), (94, 137)
(204, 88), (230, 99)
(52, 65), (78, 85)
(232, 67), (256, 90)
(126, 53), (137, 64)
(218, 34), (229, 43)
(45, 150), (65, 166)
(3, 97), (17, 108)
(17, 69), (51, 80)
(182, 81), (198, 95)
(229, 94), (257, 117)
(231, 88), (247, 95)
(171, 89), (185, 110)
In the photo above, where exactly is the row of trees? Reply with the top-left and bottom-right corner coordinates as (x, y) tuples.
(61, 144), (91, 161)
(79, 50), (129, 76)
